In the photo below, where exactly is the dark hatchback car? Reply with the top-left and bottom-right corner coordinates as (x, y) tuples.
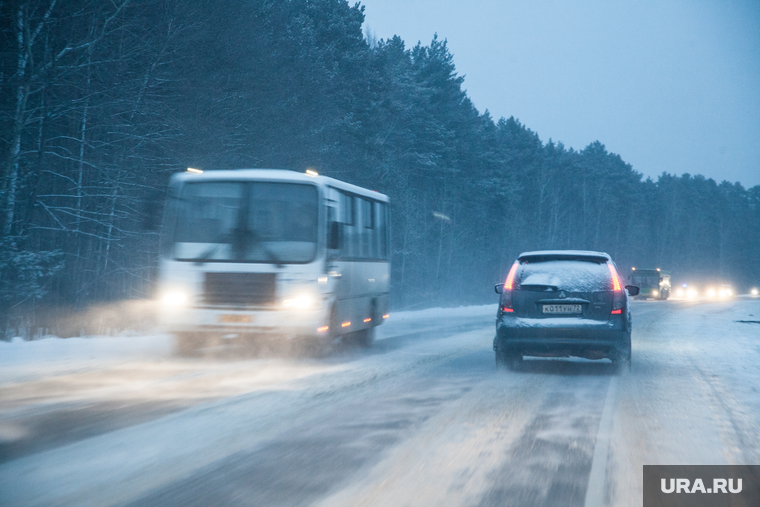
(493, 250), (639, 369)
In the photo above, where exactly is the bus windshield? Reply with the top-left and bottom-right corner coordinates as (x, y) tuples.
(172, 181), (318, 263)
(631, 274), (660, 288)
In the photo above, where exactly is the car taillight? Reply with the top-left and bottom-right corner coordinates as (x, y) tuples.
(501, 262), (519, 312)
(607, 263), (622, 292)
(505, 262), (519, 290)
(608, 263), (625, 315)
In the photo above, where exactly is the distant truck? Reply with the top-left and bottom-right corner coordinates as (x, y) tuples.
(628, 268), (671, 300)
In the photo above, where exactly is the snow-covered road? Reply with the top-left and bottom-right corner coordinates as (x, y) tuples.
(1, 300), (759, 506)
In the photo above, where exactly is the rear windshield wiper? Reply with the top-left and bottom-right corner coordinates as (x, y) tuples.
(519, 284), (560, 292)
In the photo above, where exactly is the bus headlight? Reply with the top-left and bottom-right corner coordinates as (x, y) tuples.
(652, 290), (658, 297)
(752, 288), (759, 296)
(162, 291), (188, 306)
(282, 294), (313, 308)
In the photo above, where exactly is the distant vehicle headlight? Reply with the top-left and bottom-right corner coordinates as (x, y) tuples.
(676, 288), (684, 297)
(707, 289), (716, 298)
(686, 288), (698, 298)
(752, 288), (759, 296)
(652, 290), (659, 297)
(162, 291), (188, 306)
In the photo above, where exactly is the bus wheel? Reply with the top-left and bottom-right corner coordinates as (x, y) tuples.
(354, 300), (378, 348)
(309, 307), (338, 357)
(354, 326), (374, 348)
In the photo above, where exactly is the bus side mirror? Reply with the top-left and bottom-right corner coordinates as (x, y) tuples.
(328, 222), (342, 250)
(625, 285), (640, 296)
(494, 284), (504, 294)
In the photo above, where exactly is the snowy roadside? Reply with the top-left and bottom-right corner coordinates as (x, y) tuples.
(0, 317), (497, 506)
(0, 304), (498, 385)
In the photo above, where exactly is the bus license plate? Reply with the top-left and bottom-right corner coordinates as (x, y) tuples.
(542, 304), (581, 315)
(218, 314), (253, 323)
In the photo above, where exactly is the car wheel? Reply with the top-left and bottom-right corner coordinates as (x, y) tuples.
(505, 351), (523, 371)
(612, 336), (632, 369)
(495, 349), (507, 369)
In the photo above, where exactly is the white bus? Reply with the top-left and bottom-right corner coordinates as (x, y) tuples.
(158, 169), (390, 353)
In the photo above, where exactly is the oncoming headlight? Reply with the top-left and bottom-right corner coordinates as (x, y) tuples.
(162, 291), (187, 306)
(282, 294), (313, 308)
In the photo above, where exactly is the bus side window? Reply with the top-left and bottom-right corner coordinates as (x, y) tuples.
(361, 198), (374, 259)
(372, 201), (383, 260)
(378, 202), (388, 260)
(327, 206), (338, 251)
(339, 192), (350, 257)
(340, 192), (360, 258)
(344, 192), (354, 226)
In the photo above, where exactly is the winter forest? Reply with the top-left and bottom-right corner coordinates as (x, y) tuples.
(2, 0), (759, 332)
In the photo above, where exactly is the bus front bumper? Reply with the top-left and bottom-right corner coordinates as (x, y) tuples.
(159, 306), (328, 337)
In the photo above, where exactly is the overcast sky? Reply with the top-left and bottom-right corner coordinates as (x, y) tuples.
(361, 0), (760, 188)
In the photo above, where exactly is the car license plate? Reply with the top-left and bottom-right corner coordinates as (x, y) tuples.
(542, 304), (582, 315)
(218, 314), (253, 323)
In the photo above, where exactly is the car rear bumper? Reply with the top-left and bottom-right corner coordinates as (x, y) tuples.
(494, 315), (629, 358)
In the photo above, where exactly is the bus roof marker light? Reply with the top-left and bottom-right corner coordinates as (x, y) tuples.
(187, 167), (203, 174)
(317, 326), (329, 333)
(305, 169), (318, 177)
(341, 321), (351, 328)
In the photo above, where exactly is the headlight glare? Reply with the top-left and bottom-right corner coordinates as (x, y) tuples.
(283, 294), (313, 308)
(162, 291), (187, 306)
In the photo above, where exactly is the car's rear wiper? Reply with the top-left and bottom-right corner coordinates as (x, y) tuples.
(519, 284), (560, 292)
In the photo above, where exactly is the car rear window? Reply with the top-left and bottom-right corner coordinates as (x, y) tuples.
(517, 260), (612, 292)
